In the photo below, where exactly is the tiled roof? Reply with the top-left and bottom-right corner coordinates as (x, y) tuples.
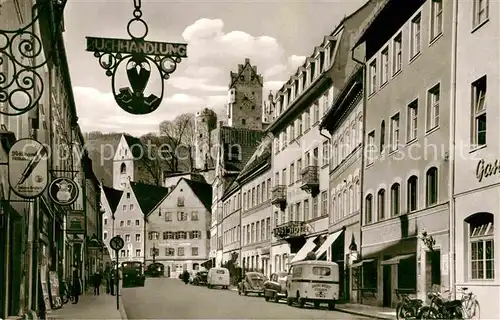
(102, 185), (123, 213)
(123, 134), (144, 158)
(237, 134), (272, 180)
(130, 182), (170, 215)
(183, 178), (212, 211)
(220, 126), (266, 172)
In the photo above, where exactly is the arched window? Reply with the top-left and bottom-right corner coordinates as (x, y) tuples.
(465, 212), (494, 280)
(349, 186), (354, 216)
(331, 195), (336, 224)
(426, 167), (438, 206)
(355, 180), (361, 211)
(378, 189), (385, 220)
(230, 145), (241, 161)
(120, 163), (126, 174)
(407, 176), (418, 212)
(391, 183), (400, 216)
(365, 194), (373, 224)
(380, 120), (386, 152)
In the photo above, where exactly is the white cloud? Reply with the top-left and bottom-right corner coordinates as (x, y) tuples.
(168, 76), (227, 92)
(288, 55), (307, 71)
(264, 81), (285, 96)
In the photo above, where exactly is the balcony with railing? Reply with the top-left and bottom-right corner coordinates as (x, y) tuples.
(271, 185), (287, 209)
(300, 165), (319, 197)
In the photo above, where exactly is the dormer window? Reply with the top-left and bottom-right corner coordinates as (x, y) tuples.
(302, 73), (306, 90)
(311, 63), (315, 83)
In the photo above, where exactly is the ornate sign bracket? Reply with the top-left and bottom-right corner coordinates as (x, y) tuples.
(86, 0), (187, 115)
(0, 0), (66, 117)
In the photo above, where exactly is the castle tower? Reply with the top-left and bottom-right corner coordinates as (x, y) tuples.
(194, 108), (217, 170)
(227, 58), (264, 130)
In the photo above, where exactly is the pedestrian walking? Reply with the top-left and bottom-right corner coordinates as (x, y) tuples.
(104, 265), (111, 294)
(72, 265), (81, 304)
(93, 270), (103, 295)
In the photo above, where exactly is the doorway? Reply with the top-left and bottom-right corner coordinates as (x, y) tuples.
(382, 257), (392, 307)
(426, 250), (441, 293)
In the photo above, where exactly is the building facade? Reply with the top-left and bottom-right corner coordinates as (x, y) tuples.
(353, 0), (453, 307)
(452, 0), (499, 318)
(113, 134), (142, 190)
(236, 136), (273, 276)
(267, 27), (342, 274)
(0, 0), (101, 318)
(146, 178), (212, 277)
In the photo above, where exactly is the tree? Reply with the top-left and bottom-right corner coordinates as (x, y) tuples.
(158, 113), (196, 173)
(137, 133), (169, 186)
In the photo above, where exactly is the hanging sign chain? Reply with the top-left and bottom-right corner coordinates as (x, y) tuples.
(133, 0), (142, 18)
(85, 0), (188, 115)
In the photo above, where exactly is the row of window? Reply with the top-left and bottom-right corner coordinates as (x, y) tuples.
(330, 114), (363, 169)
(368, 1), (443, 95)
(364, 167), (438, 224)
(151, 247), (199, 257)
(148, 231), (203, 240)
(223, 224), (240, 246)
(242, 218), (272, 246)
(274, 147), (320, 187)
(241, 178), (272, 212)
(274, 42), (334, 118)
(117, 249), (141, 258)
(366, 83), (440, 165)
(330, 180), (361, 224)
(274, 191), (328, 227)
(104, 232), (141, 242)
(112, 219), (140, 227)
(275, 94), (330, 154)
(161, 211), (199, 221)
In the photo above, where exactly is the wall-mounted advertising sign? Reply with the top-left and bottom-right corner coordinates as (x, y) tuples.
(476, 159), (500, 182)
(49, 177), (79, 206)
(66, 211), (85, 234)
(8, 139), (49, 199)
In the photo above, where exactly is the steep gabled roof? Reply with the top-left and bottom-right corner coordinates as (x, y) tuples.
(102, 185), (123, 213)
(123, 134), (143, 158)
(182, 178), (212, 211)
(220, 126), (266, 172)
(229, 58), (263, 88)
(130, 182), (170, 215)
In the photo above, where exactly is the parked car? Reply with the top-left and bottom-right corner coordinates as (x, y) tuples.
(286, 260), (339, 310)
(207, 267), (230, 289)
(263, 272), (288, 302)
(238, 272), (266, 296)
(192, 270), (208, 286)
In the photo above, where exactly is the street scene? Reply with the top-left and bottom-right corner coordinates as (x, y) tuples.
(121, 278), (370, 319)
(0, 0), (498, 319)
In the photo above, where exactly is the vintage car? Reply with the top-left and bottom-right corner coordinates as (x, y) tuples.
(121, 261), (146, 288)
(192, 270), (208, 286)
(238, 272), (266, 296)
(286, 260), (339, 310)
(263, 272), (288, 302)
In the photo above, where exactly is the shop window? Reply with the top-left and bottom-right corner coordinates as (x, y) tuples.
(362, 260), (378, 290)
(398, 255), (417, 290)
(426, 167), (438, 206)
(466, 212), (494, 280)
(407, 176), (418, 212)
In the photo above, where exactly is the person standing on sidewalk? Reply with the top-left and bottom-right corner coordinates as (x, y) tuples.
(104, 265), (111, 294)
(93, 270), (103, 295)
(109, 267), (116, 296)
(72, 264), (81, 304)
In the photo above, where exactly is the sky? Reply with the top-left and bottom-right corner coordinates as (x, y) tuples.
(65, 0), (368, 136)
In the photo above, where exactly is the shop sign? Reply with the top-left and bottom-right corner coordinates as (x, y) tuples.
(273, 221), (311, 239)
(476, 159), (500, 182)
(48, 177), (79, 206)
(8, 138), (49, 199)
(67, 211), (84, 234)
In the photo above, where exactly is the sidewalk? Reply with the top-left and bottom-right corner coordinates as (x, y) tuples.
(335, 303), (397, 320)
(50, 289), (127, 320)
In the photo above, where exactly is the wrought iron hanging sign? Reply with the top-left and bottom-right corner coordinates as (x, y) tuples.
(86, 0), (187, 115)
(0, 1), (64, 117)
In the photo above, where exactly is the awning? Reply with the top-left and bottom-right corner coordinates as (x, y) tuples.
(381, 253), (415, 265)
(290, 235), (319, 264)
(315, 229), (343, 258)
(351, 259), (375, 268)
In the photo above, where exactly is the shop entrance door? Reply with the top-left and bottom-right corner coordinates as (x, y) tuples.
(426, 250), (441, 293)
(382, 259), (392, 307)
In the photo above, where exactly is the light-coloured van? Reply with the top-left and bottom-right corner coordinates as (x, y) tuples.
(286, 260), (339, 310)
(207, 267), (230, 289)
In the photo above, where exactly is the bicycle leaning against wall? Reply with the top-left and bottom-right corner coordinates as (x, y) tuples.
(417, 287), (480, 320)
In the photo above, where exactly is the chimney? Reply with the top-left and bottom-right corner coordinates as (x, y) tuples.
(245, 58), (250, 64)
